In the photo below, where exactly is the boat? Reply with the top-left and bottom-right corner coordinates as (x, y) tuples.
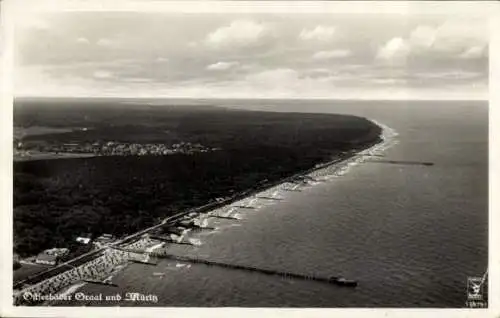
(329, 276), (358, 287)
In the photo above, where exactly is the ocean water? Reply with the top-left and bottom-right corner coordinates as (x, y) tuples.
(60, 100), (488, 307)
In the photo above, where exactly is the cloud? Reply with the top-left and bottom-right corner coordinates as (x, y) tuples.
(376, 20), (488, 62)
(206, 61), (239, 71)
(414, 71), (484, 80)
(76, 37), (90, 44)
(96, 38), (117, 47)
(16, 17), (51, 31)
(299, 26), (336, 42)
(205, 20), (272, 49)
(370, 78), (407, 85)
(93, 70), (113, 79)
(312, 49), (351, 60)
(242, 68), (338, 96)
(15, 64), (486, 100)
(408, 26), (436, 48)
(13, 12), (487, 100)
(376, 37), (411, 61)
(430, 20), (488, 50)
(459, 45), (487, 59)
(121, 77), (153, 83)
(245, 68), (300, 84)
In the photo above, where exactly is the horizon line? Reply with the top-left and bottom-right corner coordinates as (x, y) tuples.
(12, 96), (488, 102)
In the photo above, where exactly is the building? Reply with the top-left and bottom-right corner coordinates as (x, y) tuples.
(93, 233), (116, 246)
(75, 233), (92, 245)
(35, 252), (59, 266)
(75, 236), (91, 245)
(177, 219), (195, 228)
(35, 247), (69, 265)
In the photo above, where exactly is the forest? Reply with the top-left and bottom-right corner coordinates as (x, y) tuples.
(14, 98), (381, 257)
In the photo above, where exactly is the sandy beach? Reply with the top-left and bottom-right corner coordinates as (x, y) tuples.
(14, 120), (398, 306)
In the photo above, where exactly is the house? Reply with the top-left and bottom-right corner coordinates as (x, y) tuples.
(93, 233), (116, 246)
(76, 237), (91, 244)
(177, 219), (195, 228)
(35, 247), (69, 265)
(35, 252), (58, 266)
(45, 248), (69, 257)
(75, 233), (92, 245)
(97, 233), (114, 240)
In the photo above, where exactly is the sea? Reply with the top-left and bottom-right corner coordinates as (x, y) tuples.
(52, 99), (488, 307)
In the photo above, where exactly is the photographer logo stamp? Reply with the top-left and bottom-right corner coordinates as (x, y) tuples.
(465, 276), (487, 308)
(467, 277), (483, 301)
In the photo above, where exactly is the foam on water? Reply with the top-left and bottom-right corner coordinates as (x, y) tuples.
(188, 238), (202, 246)
(174, 121), (398, 250)
(53, 101), (486, 307)
(146, 242), (165, 253)
(41, 120), (398, 304)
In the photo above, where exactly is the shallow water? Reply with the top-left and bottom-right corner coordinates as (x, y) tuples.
(59, 100), (488, 307)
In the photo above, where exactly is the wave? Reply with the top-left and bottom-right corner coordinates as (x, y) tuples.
(172, 121), (398, 249)
(36, 120), (398, 300)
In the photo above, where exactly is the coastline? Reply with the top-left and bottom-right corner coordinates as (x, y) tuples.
(14, 151), (97, 162)
(14, 119), (398, 306)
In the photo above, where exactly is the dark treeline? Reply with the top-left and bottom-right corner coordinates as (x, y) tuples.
(14, 100), (381, 257)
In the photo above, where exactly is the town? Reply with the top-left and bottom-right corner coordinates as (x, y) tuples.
(14, 139), (217, 159)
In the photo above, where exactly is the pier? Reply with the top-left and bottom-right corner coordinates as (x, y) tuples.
(367, 159), (434, 166)
(82, 279), (119, 287)
(207, 214), (239, 220)
(130, 259), (157, 266)
(191, 225), (216, 231)
(256, 196), (283, 201)
(233, 205), (256, 209)
(116, 247), (357, 288)
(14, 238), (154, 306)
(149, 235), (195, 246)
(301, 175), (319, 182)
(14, 150), (362, 299)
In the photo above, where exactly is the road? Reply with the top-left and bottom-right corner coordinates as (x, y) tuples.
(13, 209), (193, 290)
(13, 147), (367, 292)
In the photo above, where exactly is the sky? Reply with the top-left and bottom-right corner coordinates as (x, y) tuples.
(11, 3), (489, 100)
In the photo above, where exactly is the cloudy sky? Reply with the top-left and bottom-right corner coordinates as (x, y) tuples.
(12, 3), (489, 100)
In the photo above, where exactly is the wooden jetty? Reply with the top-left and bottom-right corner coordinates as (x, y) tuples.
(82, 279), (118, 287)
(207, 214), (239, 220)
(283, 187), (301, 192)
(367, 159), (434, 166)
(148, 235), (195, 246)
(191, 225), (216, 231)
(118, 247), (357, 288)
(256, 196), (283, 201)
(233, 205), (256, 209)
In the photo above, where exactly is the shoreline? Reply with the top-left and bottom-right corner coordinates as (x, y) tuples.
(14, 151), (97, 162)
(14, 120), (398, 305)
